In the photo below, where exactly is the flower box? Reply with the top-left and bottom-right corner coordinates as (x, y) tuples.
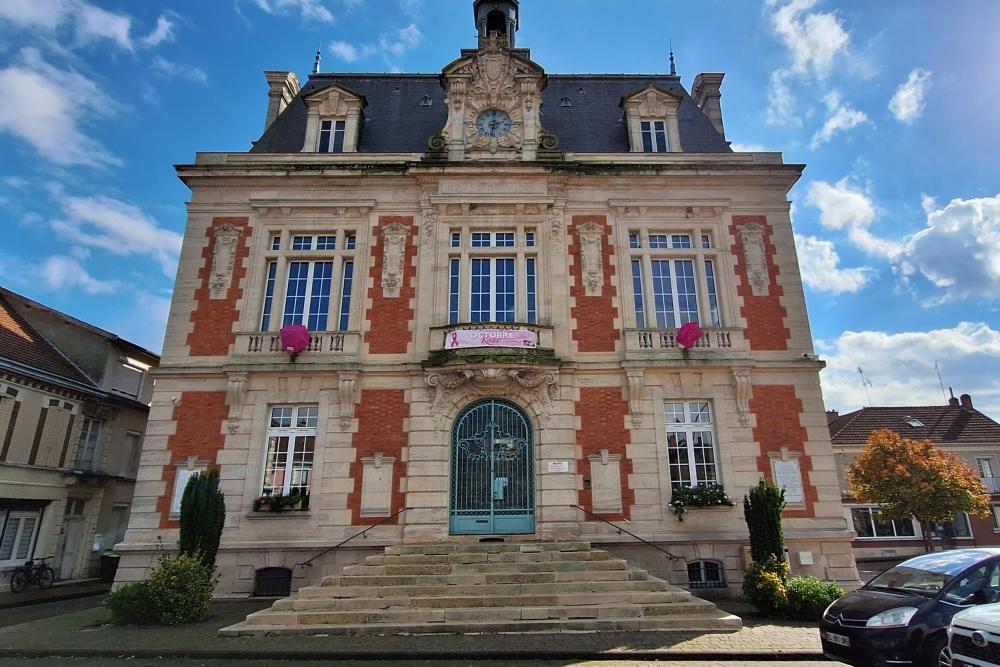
(669, 483), (736, 522)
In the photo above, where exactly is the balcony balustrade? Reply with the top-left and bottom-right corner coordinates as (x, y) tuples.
(624, 327), (746, 361)
(233, 331), (360, 363)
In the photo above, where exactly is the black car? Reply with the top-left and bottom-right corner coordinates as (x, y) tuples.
(820, 548), (1000, 667)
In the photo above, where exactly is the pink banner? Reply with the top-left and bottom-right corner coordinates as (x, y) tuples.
(445, 329), (538, 350)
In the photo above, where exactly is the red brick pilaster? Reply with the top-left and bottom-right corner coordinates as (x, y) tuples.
(364, 217), (417, 355)
(750, 384), (817, 518)
(346, 389), (408, 525)
(575, 387), (634, 520)
(187, 217), (253, 357)
(156, 391), (228, 528)
(730, 216), (789, 351)
(568, 216), (620, 353)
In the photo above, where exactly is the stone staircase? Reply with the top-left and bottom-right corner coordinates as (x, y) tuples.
(219, 541), (741, 636)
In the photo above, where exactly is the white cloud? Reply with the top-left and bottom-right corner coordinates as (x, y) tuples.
(766, 69), (799, 126)
(0, 47), (121, 167)
(328, 40), (375, 63)
(728, 142), (769, 152)
(380, 23), (421, 58)
(49, 195), (182, 277)
(806, 179), (902, 256)
(795, 234), (873, 294)
(123, 291), (172, 353)
(140, 14), (175, 48)
(895, 194), (1000, 300)
(889, 68), (932, 123)
(810, 91), (870, 148)
(2, 176), (29, 189)
(0, 0), (135, 49)
(151, 56), (207, 84)
(768, 0), (850, 79)
(252, 0), (335, 23)
(817, 323), (1000, 416)
(40, 255), (120, 295)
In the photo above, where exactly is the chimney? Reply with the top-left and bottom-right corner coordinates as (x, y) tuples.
(826, 410), (839, 424)
(263, 71), (302, 131)
(692, 72), (725, 139)
(948, 387), (959, 407)
(960, 393), (974, 410)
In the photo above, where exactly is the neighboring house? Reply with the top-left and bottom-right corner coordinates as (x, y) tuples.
(829, 393), (1000, 560)
(0, 287), (157, 585)
(115, 0), (860, 598)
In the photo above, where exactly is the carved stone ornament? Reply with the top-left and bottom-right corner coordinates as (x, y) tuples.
(576, 221), (605, 297)
(426, 368), (559, 430)
(225, 373), (247, 434)
(739, 222), (770, 297)
(208, 223), (243, 299)
(733, 367), (751, 426)
(470, 204), (517, 215)
(420, 202), (437, 254)
(380, 222), (411, 298)
(625, 370), (644, 428)
(338, 372), (357, 431)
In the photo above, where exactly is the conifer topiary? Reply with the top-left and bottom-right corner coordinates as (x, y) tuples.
(744, 479), (786, 564)
(178, 469), (225, 569)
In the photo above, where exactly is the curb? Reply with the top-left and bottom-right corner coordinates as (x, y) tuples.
(0, 648), (829, 661)
(0, 587), (109, 610)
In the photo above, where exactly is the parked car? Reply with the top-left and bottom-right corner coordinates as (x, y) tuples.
(820, 548), (1000, 667)
(947, 602), (1000, 667)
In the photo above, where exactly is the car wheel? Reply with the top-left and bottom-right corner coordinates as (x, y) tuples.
(938, 645), (952, 667)
(922, 634), (949, 667)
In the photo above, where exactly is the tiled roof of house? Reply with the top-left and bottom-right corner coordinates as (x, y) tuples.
(251, 73), (732, 154)
(0, 292), (98, 390)
(828, 404), (1000, 445)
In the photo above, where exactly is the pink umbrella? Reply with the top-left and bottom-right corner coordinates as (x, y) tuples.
(676, 321), (704, 350)
(280, 325), (310, 355)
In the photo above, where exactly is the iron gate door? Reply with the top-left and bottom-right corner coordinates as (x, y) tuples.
(450, 399), (534, 535)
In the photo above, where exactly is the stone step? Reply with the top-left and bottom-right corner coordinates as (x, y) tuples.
(384, 541), (591, 556)
(341, 558), (628, 576)
(275, 590), (698, 612)
(327, 568), (635, 588)
(295, 578), (675, 599)
(364, 549), (613, 567)
(220, 613), (742, 637)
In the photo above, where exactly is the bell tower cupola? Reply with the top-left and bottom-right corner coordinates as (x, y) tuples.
(474, 0), (519, 48)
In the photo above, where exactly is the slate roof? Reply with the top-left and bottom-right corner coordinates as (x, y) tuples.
(251, 73), (731, 154)
(828, 405), (1000, 445)
(0, 291), (97, 391)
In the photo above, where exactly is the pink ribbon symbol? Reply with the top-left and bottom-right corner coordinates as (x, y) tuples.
(450, 331), (459, 348)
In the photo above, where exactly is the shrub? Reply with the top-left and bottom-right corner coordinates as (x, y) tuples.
(785, 576), (844, 621)
(742, 554), (789, 617)
(669, 483), (735, 521)
(147, 553), (217, 625)
(179, 469), (225, 568)
(104, 582), (157, 625)
(744, 479), (786, 563)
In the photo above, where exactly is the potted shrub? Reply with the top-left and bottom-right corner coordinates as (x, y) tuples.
(252, 496), (273, 512)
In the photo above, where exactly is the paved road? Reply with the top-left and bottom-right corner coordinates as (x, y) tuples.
(0, 594), (104, 628)
(0, 660), (843, 666)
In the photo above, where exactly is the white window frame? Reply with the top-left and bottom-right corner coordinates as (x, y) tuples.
(640, 120), (668, 152)
(976, 456), (995, 479)
(447, 227), (539, 325)
(847, 505), (921, 540)
(0, 510), (42, 567)
(664, 401), (720, 489)
(75, 417), (103, 469)
(318, 119), (346, 152)
(260, 406), (318, 498)
(628, 229), (723, 329)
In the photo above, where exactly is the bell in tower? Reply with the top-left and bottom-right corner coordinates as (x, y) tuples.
(474, 0), (519, 48)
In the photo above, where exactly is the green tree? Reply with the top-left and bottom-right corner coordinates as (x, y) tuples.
(848, 429), (991, 552)
(744, 479), (786, 563)
(178, 469), (225, 568)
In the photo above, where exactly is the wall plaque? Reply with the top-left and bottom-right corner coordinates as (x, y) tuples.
(547, 461), (569, 473)
(773, 459), (804, 504)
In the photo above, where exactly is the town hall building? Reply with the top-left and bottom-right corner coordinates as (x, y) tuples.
(116, 0), (860, 630)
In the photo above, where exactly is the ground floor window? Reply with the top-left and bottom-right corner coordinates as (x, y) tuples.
(0, 510), (41, 567)
(849, 506), (918, 539)
(687, 560), (724, 589)
(665, 402), (719, 488)
(261, 406), (317, 498)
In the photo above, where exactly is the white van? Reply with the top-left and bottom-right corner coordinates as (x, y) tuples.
(947, 602), (1000, 666)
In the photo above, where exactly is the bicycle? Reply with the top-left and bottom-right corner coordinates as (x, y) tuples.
(9, 556), (55, 593)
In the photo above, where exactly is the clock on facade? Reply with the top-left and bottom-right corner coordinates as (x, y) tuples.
(475, 109), (513, 138)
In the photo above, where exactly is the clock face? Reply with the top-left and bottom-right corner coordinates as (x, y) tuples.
(476, 109), (513, 138)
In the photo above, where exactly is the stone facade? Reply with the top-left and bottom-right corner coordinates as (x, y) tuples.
(115, 3), (859, 596)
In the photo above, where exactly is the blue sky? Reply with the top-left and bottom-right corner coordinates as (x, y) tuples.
(0, 0), (998, 415)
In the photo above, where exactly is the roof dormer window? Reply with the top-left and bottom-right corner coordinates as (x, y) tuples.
(903, 416), (925, 428)
(641, 121), (668, 152)
(623, 85), (683, 153)
(319, 120), (346, 152)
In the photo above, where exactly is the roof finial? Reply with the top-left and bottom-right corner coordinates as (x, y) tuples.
(669, 39), (676, 76)
(312, 48), (321, 74)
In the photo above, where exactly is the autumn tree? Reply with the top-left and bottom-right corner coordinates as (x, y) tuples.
(847, 428), (990, 552)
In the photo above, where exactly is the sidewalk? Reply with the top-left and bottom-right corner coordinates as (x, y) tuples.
(0, 599), (835, 661)
(0, 579), (109, 610)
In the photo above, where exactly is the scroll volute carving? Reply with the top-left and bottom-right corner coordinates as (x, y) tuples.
(208, 223), (243, 300)
(733, 367), (751, 426)
(380, 222), (411, 298)
(576, 221), (605, 297)
(739, 222), (770, 297)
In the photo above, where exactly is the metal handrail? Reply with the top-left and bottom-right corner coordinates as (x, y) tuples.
(571, 504), (684, 562)
(297, 507), (411, 569)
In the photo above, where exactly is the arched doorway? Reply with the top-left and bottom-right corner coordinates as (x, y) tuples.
(450, 399), (534, 535)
